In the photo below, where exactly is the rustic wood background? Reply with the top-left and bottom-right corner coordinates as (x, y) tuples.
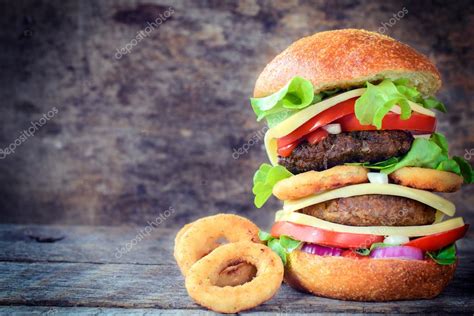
(0, 224), (473, 313)
(0, 0), (473, 228)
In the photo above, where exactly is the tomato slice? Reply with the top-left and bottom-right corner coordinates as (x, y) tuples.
(306, 129), (329, 145)
(404, 224), (469, 252)
(276, 97), (357, 148)
(277, 141), (301, 157)
(271, 221), (384, 249)
(337, 112), (436, 133)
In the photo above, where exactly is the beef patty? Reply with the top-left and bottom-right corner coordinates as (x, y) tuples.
(279, 130), (413, 174)
(298, 195), (436, 226)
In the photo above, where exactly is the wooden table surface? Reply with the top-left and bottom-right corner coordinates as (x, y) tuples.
(1, 224), (473, 314)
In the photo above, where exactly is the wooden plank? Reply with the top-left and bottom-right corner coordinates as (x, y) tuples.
(1, 308), (372, 316)
(0, 224), (176, 265)
(0, 307), (219, 315)
(1, 224), (473, 313)
(0, 262), (188, 309)
(0, 261), (473, 313)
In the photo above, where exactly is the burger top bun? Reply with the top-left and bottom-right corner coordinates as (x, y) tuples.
(253, 29), (441, 98)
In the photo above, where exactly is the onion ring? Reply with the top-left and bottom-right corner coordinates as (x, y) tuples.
(174, 214), (260, 285)
(185, 241), (284, 313)
(389, 167), (463, 192)
(273, 165), (368, 200)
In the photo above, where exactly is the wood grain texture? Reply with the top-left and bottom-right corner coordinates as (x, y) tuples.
(0, 307), (218, 315)
(0, 0), (473, 227)
(0, 224), (473, 313)
(0, 224), (176, 265)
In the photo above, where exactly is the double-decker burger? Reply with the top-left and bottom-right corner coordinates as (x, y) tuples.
(251, 29), (472, 301)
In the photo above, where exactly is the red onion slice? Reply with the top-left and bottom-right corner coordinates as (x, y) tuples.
(370, 246), (424, 260)
(301, 243), (342, 256)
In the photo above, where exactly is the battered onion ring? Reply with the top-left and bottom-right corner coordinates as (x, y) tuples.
(273, 165), (368, 200)
(175, 220), (256, 286)
(185, 241), (284, 313)
(174, 214), (260, 285)
(389, 167), (463, 192)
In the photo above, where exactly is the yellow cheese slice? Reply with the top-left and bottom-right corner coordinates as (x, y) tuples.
(434, 210), (445, 223)
(275, 210), (464, 237)
(283, 183), (456, 217)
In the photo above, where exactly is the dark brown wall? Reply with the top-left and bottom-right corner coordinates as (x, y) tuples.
(0, 0), (473, 228)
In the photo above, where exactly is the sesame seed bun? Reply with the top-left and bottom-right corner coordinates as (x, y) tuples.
(253, 29), (441, 98)
(285, 250), (456, 301)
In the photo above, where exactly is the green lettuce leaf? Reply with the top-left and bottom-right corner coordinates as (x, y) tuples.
(354, 79), (447, 129)
(268, 239), (288, 264)
(427, 244), (457, 265)
(259, 231), (301, 265)
(346, 157), (400, 169)
(393, 78), (447, 112)
(436, 159), (461, 175)
(251, 77), (314, 123)
(355, 80), (412, 129)
(280, 235), (302, 252)
(430, 132), (449, 155)
(381, 135), (446, 173)
(350, 133), (474, 183)
(252, 164), (293, 208)
(250, 77), (344, 128)
(419, 96), (447, 113)
(394, 78), (420, 99)
(380, 133), (474, 183)
(453, 156), (474, 183)
(258, 230), (272, 242)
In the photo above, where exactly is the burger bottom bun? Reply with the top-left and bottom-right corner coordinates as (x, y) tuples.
(285, 250), (456, 301)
